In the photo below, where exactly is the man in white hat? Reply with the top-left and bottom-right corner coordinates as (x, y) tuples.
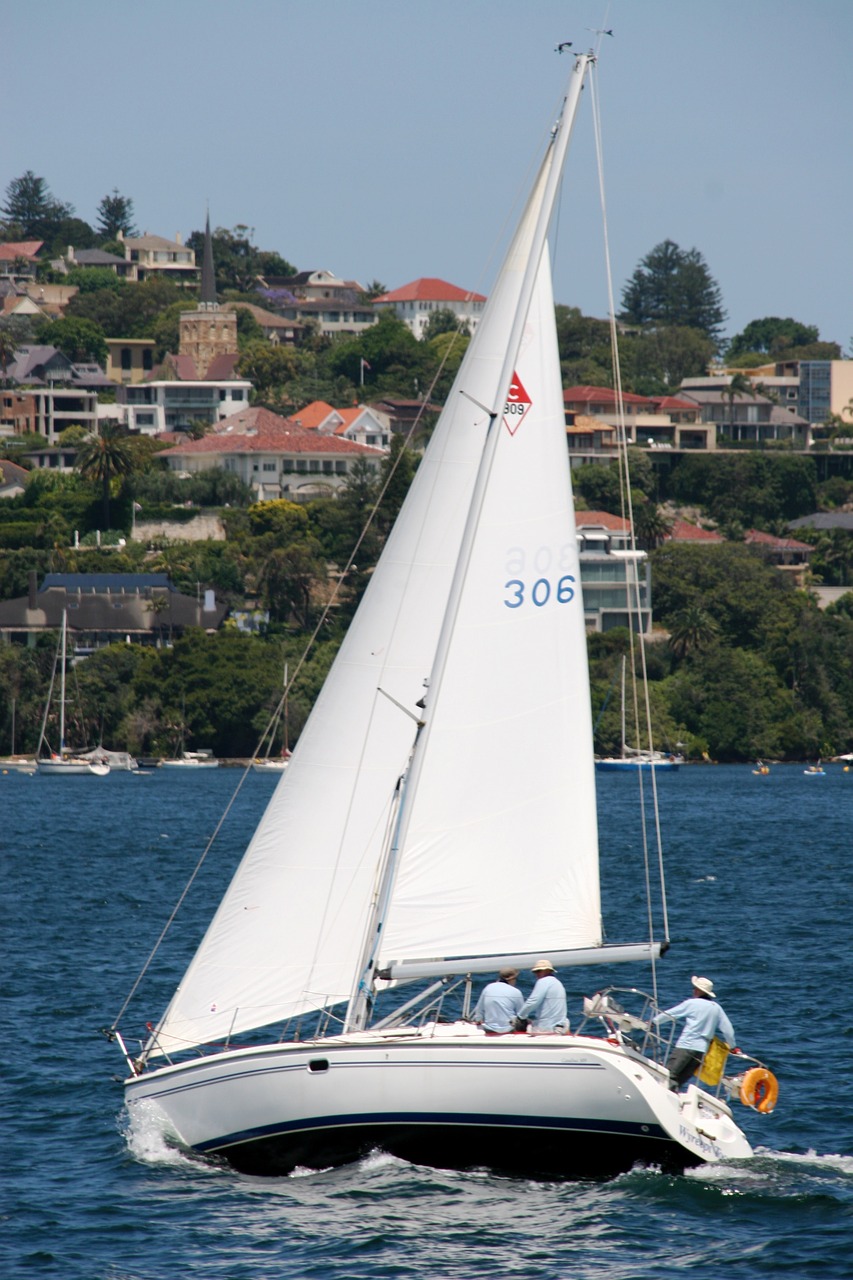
(514, 959), (569, 1035)
(471, 967), (524, 1034)
(653, 976), (736, 1090)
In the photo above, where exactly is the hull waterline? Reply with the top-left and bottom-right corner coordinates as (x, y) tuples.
(125, 1027), (751, 1179)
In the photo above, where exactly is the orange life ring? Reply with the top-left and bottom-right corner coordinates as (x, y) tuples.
(740, 1066), (779, 1113)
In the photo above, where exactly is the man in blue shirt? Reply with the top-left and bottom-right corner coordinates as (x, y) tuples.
(472, 968), (524, 1033)
(653, 975), (736, 1090)
(515, 958), (569, 1034)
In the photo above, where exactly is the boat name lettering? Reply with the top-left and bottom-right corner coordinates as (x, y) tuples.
(504, 575), (575, 609)
(678, 1123), (722, 1158)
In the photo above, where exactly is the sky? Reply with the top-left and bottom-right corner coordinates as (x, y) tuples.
(4, 0), (852, 352)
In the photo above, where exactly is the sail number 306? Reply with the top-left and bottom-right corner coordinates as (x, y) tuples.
(503, 575), (575, 609)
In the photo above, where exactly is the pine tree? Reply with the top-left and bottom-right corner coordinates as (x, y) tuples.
(620, 239), (726, 344)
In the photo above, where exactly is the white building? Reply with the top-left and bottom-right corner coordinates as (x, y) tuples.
(373, 277), (486, 339)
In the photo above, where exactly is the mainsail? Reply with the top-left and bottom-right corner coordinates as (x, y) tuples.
(147, 55), (593, 1059)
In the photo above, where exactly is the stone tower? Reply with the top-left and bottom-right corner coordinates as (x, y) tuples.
(179, 211), (238, 374)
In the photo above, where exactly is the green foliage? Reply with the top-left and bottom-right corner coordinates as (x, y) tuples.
(571, 449), (656, 513)
(35, 315), (108, 367)
(75, 423), (135, 528)
(2, 170), (73, 241)
(67, 276), (185, 339)
(726, 316), (819, 359)
(96, 189), (137, 240)
(64, 266), (125, 295)
(620, 239), (726, 344)
(665, 453), (818, 526)
(185, 224), (296, 296)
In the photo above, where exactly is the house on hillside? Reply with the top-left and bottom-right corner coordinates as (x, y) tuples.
(116, 230), (198, 287)
(0, 572), (228, 651)
(563, 386), (710, 454)
(677, 377), (811, 447)
(575, 511), (651, 633)
(744, 529), (814, 586)
(0, 240), (43, 281)
(0, 458), (28, 498)
(373, 278), (486, 339)
(157, 405), (384, 498)
(289, 400), (391, 449)
(1, 346), (103, 444)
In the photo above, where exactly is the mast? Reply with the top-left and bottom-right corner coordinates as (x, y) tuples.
(344, 53), (592, 1033)
(59, 609), (67, 756)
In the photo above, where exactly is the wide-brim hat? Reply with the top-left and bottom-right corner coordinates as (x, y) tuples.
(531, 958), (555, 973)
(499, 967), (519, 980)
(692, 975), (715, 998)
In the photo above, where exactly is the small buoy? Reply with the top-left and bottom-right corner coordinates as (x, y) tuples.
(740, 1066), (779, 1113)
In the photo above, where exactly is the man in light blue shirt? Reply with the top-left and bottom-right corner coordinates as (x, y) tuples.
(516, 958), (569, 1034)
(653, 975), (736, 1089)
(472, 968), (524, 1033)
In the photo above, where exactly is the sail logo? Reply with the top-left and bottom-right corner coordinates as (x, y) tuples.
(503, 372), (531, 435)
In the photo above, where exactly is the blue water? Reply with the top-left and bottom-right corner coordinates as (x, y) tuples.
(3, 764), (852, 1278)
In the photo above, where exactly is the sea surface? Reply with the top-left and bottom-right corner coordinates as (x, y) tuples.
(3, 762), (852, 1279)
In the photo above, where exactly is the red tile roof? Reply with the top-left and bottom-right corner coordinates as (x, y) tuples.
(289, 401), (339, 430)
(0, 240), (43, 261)
(563, 385), (650, 406)
(375, 277), (486, 304)
(667, 519), (725, 543)
(745, 529), (814, 551)
(575, 511), (631, 532)
(159, 406), (382, 457)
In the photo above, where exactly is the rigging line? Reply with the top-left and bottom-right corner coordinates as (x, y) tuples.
(589, 66), (670, 989)
(110, 761), (255, 1035)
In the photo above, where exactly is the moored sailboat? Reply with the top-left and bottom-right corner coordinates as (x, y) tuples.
(112, 51), (773, 1179)
(36, 612), (110, 777)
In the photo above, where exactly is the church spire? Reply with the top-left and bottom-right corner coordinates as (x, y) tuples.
(200, 208), (217, 308)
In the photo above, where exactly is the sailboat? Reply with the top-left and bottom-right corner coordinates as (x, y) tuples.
(114, 53), (771, 1179)
(253, 660), (292, 773)
(595, 657), (682, 771)
(36, 611), (110, 777)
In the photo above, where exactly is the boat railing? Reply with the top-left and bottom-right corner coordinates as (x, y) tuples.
(576, 985), (773, 1106)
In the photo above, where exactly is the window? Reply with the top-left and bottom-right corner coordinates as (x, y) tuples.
(120, 348), (132, 371)
(142, 350), (153, 371)
(262, 462), (277, 472)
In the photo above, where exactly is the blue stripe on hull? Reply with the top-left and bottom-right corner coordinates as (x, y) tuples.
(196, 1112), (694, 1179)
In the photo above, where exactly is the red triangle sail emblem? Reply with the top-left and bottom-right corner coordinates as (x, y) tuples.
(503, 372), (532, 435)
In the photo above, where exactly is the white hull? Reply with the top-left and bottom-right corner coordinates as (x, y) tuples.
(596, 757), (681, 772)
(252, 759), (290, 773)
(160, 759), (220, 769)
(126, 1025), (751, 1178)
(37, 758), (110, 776)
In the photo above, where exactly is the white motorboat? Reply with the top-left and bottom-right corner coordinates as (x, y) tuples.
(113, 51), (773, 1180)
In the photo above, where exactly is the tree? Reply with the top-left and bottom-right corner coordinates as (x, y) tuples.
(667, 603), (720, 659)
(725, 371), (753, 437)
(620, 239), (726, 344)
(75, 423), (135, 529)
(2, 171), (73, 240)
(0, 327), (18, 385)
(96, 189), (137, 240)
(726, 316), (820, 359)
(632, 501), (673, 551)
(422, 308), (468, 341)
(36, 316), (109, 367)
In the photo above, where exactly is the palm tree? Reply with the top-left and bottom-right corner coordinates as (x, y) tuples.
(632, 501), (673, 552)
(74, 422), (134, 530)
(724, 372), (753, 442)
(668, 604), (720, 660)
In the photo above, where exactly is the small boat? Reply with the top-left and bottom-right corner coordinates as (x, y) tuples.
(595, 659), (682, 771)
(803, 762), (826, 776)
(36, 612), (110, 777)
(0, 757), (37, 775)
(253, 660), (292, 773)
(752, 761), (770, 775)
(160, 750), (219, 769)
(112, 51), (769, 1181)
